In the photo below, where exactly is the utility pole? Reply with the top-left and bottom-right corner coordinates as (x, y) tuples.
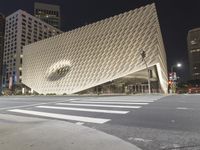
(170, 63), (182, 93)
(141, 50), (151, 94)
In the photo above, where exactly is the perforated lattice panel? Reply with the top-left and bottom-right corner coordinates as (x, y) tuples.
(22, 3), (168, 94)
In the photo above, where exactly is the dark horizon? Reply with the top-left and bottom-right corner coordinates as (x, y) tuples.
(1, 0), (200, 82)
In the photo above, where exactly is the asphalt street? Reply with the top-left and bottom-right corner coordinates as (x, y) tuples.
(0, 94), (200, 150)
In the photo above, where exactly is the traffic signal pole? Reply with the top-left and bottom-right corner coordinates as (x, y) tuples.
(141, 50), (151, 94)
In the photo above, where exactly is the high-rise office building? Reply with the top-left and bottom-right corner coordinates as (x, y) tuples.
(0, 13), (5, 94)
(3, 10), (62, 90)
(34, 2), (60, 29)
(187, 28), (200, 80)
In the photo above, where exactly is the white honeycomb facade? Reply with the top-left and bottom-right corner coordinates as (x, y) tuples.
(22, 3), (168, 94)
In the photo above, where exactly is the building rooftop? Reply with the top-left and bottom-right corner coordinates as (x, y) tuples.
(34, 2), (60, 10)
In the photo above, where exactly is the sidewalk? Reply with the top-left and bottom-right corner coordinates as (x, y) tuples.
(0, 114), (141, 150)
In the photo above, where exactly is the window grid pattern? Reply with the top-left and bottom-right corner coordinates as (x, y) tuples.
(3, 10), (62, 86)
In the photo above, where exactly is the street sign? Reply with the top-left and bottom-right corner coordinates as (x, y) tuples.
(169, 72), (177, 81)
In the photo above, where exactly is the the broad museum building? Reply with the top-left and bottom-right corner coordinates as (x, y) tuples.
(22, 3), (168, 95)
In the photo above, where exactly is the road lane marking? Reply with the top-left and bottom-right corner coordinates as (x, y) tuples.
(0, 114), (45, 122)
(0, 103), (47, 111)
(37, 106), (129, 114)
(8, 109), (110, 124)
(71, 101), (149, 105)
(79, 100), (155, 103)
(0, 99), (74, 111)
(56, 103), (141, 109)
(69, 99), (78, 101)
(133, 138), (152, 142)
(171, 120), (175, 123)
(176, 107), (193, 110)
(76, 122), (84, 125)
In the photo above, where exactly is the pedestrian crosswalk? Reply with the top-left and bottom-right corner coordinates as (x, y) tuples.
(56, 103), (142, 109)
(9, 109), (110, 124)
(36, 106), (129, 114)
(7, 96), (161, 124)
(71, 101), (149, 105)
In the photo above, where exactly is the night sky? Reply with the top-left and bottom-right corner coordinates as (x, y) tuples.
(1, 0), (200, 81)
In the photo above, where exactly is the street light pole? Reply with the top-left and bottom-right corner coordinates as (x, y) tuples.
(141, 50), (151, 94)
(171, 65), (174, 74)
(170, 63), (182, 93)
(170, 65), (175, 94)
(171, 63), (182, 73)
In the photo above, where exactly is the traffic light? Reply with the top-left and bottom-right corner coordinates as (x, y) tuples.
(168, 80), (172, 85)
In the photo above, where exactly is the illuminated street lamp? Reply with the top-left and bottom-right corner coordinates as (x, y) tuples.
(171, 63), (182, 73)
(177, 63), (182, 67)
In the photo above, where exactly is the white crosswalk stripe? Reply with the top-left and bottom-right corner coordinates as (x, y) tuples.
(71, 101), (149, 105)
(81, 100), (155, 103)
(8, 109), (110, 124)
(36, 106), (129, 114)
(56, 103), (142, 109)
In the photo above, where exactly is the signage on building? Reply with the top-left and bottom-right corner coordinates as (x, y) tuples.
(169, 72), (177, 81)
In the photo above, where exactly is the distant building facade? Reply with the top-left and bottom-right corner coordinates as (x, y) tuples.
(187, 28), (200, 80)
(3, 10), (62, 90)
(23, 4), (168, 95)
(0, 13), (5, 94)
(34, 2), (61, 29)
